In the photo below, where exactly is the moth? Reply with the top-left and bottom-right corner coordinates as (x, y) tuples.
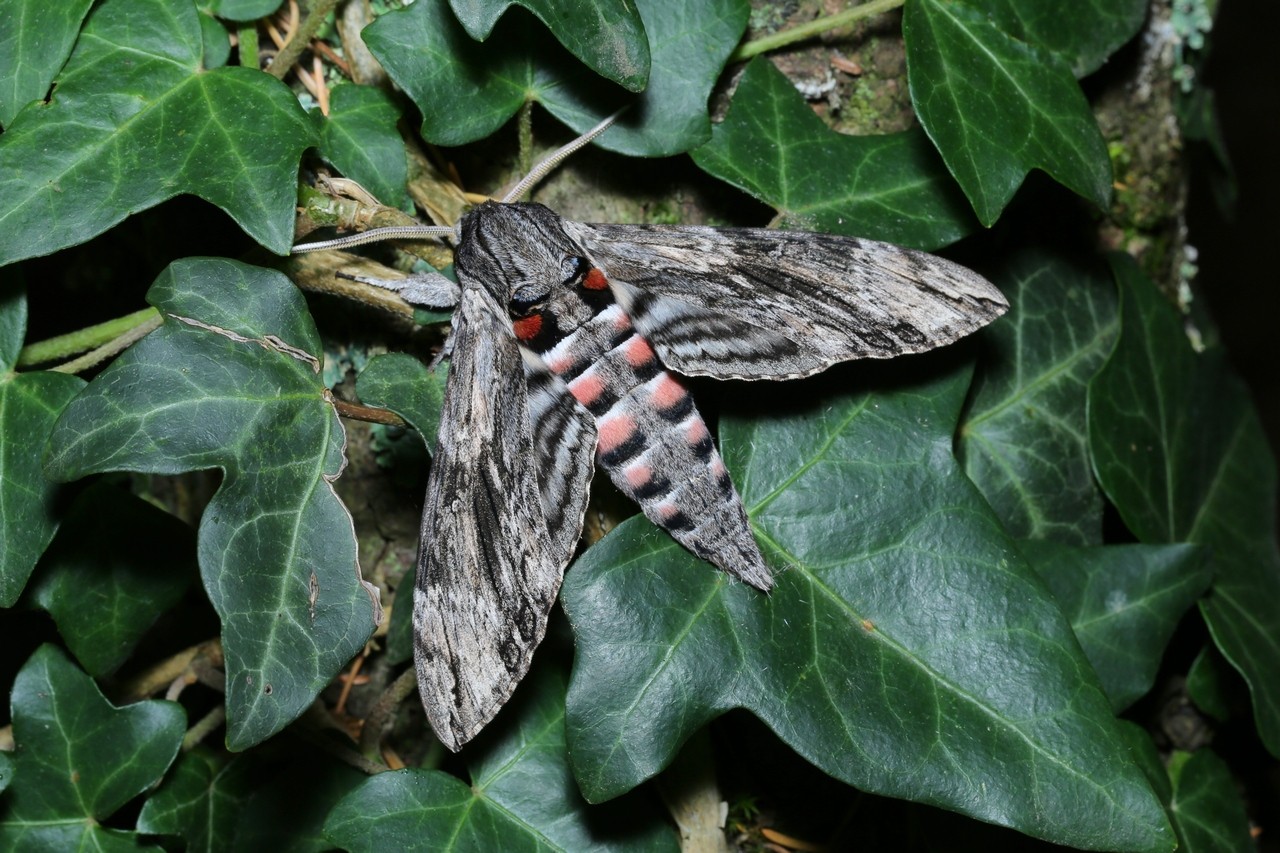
(295, 116), (1008, 751)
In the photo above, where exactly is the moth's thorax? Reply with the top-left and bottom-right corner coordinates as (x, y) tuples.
(454, 201), (609, 349)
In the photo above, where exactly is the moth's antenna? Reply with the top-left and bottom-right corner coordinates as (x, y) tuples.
(500, 110), (623, 204)
(292, 224), (456, 254)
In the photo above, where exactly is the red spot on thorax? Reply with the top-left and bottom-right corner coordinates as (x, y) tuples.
(583, 268), (609, 290)
(686, 418), (709, 445)
(625, 335), (656, 367)
(513, 313), (542, 341)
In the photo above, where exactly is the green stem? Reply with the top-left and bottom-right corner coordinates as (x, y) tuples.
(18, 307), (159, 367)
(730, 0), (904, 63)
(238, 21), (260, 69)
(268, 0), (340, 80)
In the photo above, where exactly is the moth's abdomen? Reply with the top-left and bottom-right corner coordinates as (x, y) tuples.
(540, 304), (772, 591)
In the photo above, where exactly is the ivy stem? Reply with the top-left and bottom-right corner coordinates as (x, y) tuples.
(48, 313), (164, 375)
(238, 21), (261, 69)
(358, 666), (419, 763)
(18, 307), (158, 367)
(182, 706), (227, 751)
(517, 99), (535, 180)
(730, 0), (904, 63)
(268, 0), (340, 80)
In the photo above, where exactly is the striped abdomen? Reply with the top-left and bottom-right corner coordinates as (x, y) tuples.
(536, 303), (772, 591)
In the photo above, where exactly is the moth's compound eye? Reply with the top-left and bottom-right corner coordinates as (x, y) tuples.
(560, 256), (586, 285)
(509, 287), (546, 316)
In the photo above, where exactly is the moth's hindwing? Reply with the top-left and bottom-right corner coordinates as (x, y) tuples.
(565, 222), (1009, 380)
(414, 286), (594, 751)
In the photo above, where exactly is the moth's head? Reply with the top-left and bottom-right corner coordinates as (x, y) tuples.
(455, 202), (607, 348)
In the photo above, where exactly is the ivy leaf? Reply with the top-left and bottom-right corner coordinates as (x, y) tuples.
(1022, 540), (1212, 710)
(903, 0), (1112, 226)
(0, 0), (94, 127)
(958, 250), (1118, 545)
(0, 279), (85, 607)
(324, 662), (677, 852)
(316, 83), (412, 211)
(448, 0), (650, 92)
(363, 0), (747, 157)
(1185, 646), (1238, 722)
(0, 753), (11, 796)
(0, 0), (315, 264)
(1167, 750), (1255, 853)
(564, 365), (1172, 851)
(207, 0), (284, 22)
(691, 58), (976, 250)
(356, 353), (449, 453)
(0, 645), (184, 850)
(139, 746), (364, 852)
(44, 258), (380, 750)
(28, 482), (194, 678)
(982, 0), (1148, 77)
(1089, 254), (1280, 757)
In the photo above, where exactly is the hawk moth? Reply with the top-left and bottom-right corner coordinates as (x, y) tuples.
(296, 124), (1008, 752)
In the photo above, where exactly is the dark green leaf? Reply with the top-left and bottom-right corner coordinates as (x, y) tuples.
(959, 250), (1118, 545)
(364, 0), (747, 157)
(317, 84), (412, 210)
(1021, 540), (1211, 710)
(138, 746), (364, 852)
(45, 258), (379, 750)
(903, 0), (1112, 225)
(199, 11), (232, 70)
(982, 0), (1148, 77)
(136, 749), (239, 850)
(0, 0), (94, 127)
(357, 353), (449, 449)
(0, 752), (11, 796)
(325, 663), (677, 852)
(1185, 646), (1234, 722)
(0, 0), (315, 264)
(29, 482), (194, 677)
(448, 0), (650, 92)
(691, 58), (976, 249)
(207, 0), (284, 22)
(564, 366), (1172, 851)
(0, 280), (85, 607)
(0, 645), (184, 850)
(1167, 750), (1254, 853)
(1089, 254), (1280, 757)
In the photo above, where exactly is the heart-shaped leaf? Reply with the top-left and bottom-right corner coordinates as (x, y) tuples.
(959, 250), (1118, 545)
(316, 83), (412, 211)
(564, 364), (1172, 851)
(29, 481), (195, 677)
(1089, 254), (1280, 757)
(45, 258), (380, 750)
(1022, 540), (1211, 710)
(324, 662), (677, 852)
(363, 0), (747, 157)
(0, 279), (85, 606)
(0, 0), (94, 127)
(903, 0), (1112, 225)
(0, 0), (315, 264)
(139, 746), (365, 852)
(1167, 750), (1255, 853)
(0, 645), (184, 850)
(691, 58), (977, 250)
(448, 0), (650, 92)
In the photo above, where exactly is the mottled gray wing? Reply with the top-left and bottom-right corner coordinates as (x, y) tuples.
(414, 287), (594, 752)
(565, 222), (1008, 380)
